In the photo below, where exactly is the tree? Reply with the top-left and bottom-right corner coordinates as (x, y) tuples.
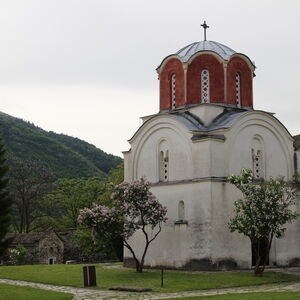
(0, 140), (12, 257)
(78, 177), (168, 272)
(9, 159), (54, 233)
(38, 164), (124, 231)
(41, 177), (106, 230)
(227, 169), (298, 275)
(31, 164), (124, 261)
(293, 173), (300, 190)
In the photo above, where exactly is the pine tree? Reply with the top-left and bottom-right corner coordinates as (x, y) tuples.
(0, 139), (12, 257)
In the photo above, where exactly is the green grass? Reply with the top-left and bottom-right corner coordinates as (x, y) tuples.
(0, 283), (73, 300)
(164, 292), (300, 299)
(0, 264), (298, 292)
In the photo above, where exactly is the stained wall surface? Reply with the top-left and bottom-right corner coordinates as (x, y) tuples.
(124, 104), (299, 270)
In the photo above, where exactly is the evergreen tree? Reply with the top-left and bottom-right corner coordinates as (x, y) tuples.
(0, 139), (12, 257)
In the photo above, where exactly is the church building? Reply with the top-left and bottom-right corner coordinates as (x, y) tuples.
(123, 24), (300, 270)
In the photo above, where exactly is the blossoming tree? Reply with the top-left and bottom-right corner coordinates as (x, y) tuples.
(227, 169), (298, 275)
(78, 177), (167, 272)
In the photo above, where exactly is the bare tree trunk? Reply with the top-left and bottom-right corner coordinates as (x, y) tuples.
(124, 224), (162, 273)
(254, 236), (273, 276)
(261, 234), (273, 274)
(254, 239), (262, 276)
(25, 203), (30, 233)
(123, 240), (141, 272)
(254, 256), (262, 275)
(139, 224), (162, 272)
(18, 205), (24, 233)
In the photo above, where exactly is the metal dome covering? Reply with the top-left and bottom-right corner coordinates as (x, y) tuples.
(176, 40), (236, 62)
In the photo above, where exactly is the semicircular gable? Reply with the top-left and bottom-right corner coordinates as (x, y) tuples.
(187, 50), (225, 64)
(157, 54), (181, 72)
(159, 58), (185, 110)
(227, 56), (253, 107)
(225, 111), (294, 178)
(129, 112), (204, 144)
(131, 116), (193, 182)
(187, 53), (224, 105)
(229, 53), (255, 70)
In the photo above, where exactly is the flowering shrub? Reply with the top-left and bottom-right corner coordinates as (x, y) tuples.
(78, 177), (167, 272)
(7, 244), (27, 265)
(228, 169), (298, 275)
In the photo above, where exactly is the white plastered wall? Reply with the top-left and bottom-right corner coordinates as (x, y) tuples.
(123, 181), (213, 268)
(128, 116), (194, 182)
(219, 111), (298, 267)
(123, 108), (299, 269)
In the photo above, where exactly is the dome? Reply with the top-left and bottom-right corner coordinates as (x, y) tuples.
(176, 40), (236, 62)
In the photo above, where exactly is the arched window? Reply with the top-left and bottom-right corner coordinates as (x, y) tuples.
(178, 200), (185, 221)
(201, 69), (210, 103)
(159, 150), (169, 182)
(252, 150), (263, 179)
(235, 72), (241, 106)
(171, 73), (176, 109)
(251, 137), (264, 179)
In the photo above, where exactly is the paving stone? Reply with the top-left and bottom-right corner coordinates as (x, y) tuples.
(109, 286), (152, 292)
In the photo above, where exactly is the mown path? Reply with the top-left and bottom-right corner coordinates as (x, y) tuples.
(1, 268), (300, 300)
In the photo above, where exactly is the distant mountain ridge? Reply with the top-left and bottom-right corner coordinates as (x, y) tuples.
(0, 111), (122, 179)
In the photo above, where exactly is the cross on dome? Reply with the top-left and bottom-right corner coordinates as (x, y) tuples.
(201, 21), (209, 41)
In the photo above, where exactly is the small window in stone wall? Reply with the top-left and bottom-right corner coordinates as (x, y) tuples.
(49, 247), (54, 256)
(201, 69), (210, 103)
(235, 72), (241, 106)
(175, 200), (188, 225)
(159, 150), (169, 182)
(178, 200), (185, 220)
(252, 149), (264, 179)
(171, 74), (176, 109)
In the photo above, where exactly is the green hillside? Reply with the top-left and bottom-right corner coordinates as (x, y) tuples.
(0, 112), (122, 179)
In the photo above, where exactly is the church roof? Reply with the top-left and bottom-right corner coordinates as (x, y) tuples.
(6, 232), (46, 246)
(131, 109), (247, 142)
(130, 105), (293, 144)
(176, 40), (236, 62)
(170, 109), (247, 132)
(6, 229), (63, 246)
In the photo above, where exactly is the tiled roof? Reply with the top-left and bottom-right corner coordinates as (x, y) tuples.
(176, 40), (236, 62)
(6, 232), (46, 246)
(170, 109), (247, 132)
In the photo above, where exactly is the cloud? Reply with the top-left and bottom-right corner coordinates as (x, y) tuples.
(0, 0), (299, 155)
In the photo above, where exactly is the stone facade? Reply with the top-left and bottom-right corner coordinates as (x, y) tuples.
(6, 230), (64, 265)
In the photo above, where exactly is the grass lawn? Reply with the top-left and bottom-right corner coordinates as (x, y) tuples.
(0, 283), (73, 300)
(164, 292), (300, 299)
(0, 264), (298, 292)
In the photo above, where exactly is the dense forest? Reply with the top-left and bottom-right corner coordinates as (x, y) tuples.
(0, 112), (122, 179)
(0, 111), (125, 261)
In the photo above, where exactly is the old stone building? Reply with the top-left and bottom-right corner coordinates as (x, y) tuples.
(6, 230), (64, 265)
(123, 29), (300, 270)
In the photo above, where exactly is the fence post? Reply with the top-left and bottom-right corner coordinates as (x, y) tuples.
(83, 265), (97, 287)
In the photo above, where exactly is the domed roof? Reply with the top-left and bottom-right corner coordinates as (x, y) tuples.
(176, 40), (236, 62)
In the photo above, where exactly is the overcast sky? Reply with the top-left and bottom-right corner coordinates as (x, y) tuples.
(0, 0), (299, 157)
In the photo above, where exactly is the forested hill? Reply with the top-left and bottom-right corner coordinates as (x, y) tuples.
(0, 111), (122, 179)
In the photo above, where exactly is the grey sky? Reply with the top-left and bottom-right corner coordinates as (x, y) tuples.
(0, 0), (299, 156)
